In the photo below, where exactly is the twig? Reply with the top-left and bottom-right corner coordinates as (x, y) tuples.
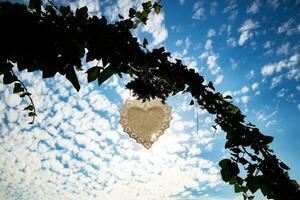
(10, 70), (37, 124)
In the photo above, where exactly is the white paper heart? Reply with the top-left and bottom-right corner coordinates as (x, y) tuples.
(119, 98), (172, 149)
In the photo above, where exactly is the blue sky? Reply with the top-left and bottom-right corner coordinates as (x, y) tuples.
(0, 0), (299, 199)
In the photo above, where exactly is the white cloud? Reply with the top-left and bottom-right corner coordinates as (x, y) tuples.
(241, 86), (249, 94)
(214, 75), (224, 85)
(175, 39), (183, 47)
(298, 104), (300, 111)
(207, 28), (216, 38)
(265, 120), (276, 128)
(238, 19), (259, 46)
(268, 0), (280, 10)
(179, 0), (185, 5)
(276, 88), (287, 98)
(261, 54), (299, 76)
(199, 39), (223, 83)
(241, 96), (250, 104)
(226, 38), (237, 47)
(230, 58), (238, 69)
(192, 1), (206, 20)
(270, 75), (283, 89)
(251, 82), (259, 90)
(263, 41), (271, 49)
(209, 1), (218, 16)
(247, 0), (260, 14)
(222, 1), (238, 20)
(257, 111), (277, 122)
(287, 68), (300, 81)
(276, 42), (289, 55)
(277, 18), (299, 36)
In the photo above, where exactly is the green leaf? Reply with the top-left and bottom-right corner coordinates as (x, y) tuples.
(86, 66), (100, 83)
(142, 1), (152, 10)
(28, 112), (37, 117)
(279, 161), (290, 170)
(261, 135), (273, 144)
(75, 66), (84, 71)
(28, 0), (42, 12)
(219, 159), (231, 168)
(66, 66), (81, 91)
(234, 184), (247, 193)
(224, 95), (232, 99)
(238, 157), (248, 165)
(98, 65), (117, 86)
(76, 6), (88, 20)
(207, 81), (215, 90)
(246, 175), (261, 193)
(20, 92), (31, 97)
(219, 159), (240, 182)
(129, 8), (136, 18)
(143, 38), (148, 47)
(24, 105), (34, 111)
(3, 72), (17, 85)
(189, 100), (194, 105)
(132, 20), (140, 29)
(135, 11), (143, 20)
(13, 83), (24, 93)
(153, 2), (162, 14)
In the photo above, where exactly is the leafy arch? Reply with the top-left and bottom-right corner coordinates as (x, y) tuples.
(0, 1), (299, 199)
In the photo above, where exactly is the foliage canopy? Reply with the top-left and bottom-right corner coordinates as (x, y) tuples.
(0, 1), (299, 199)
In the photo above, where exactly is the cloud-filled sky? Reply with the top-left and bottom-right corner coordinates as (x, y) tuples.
(0, 0), (300, 199)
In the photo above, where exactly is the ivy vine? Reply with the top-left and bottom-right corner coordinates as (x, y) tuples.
(0, 1), (299, 199)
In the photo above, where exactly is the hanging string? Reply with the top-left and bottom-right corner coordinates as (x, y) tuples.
(125, 89), (132, 103)
(195, 99), (199, 135)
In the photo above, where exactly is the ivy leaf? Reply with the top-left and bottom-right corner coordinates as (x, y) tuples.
(207, 81), (215, 90)
(190, 100), (194, 105)
(279, 161), (290, 170)
(24, 105), (34, 111)
(224, 95), (232, 99)
(234, 184), (247, 193)
(86, 66), (100, 83)
(28, 0), (42, 12)
(28, 112), (37, 117)
(59, 6), (71, 17)
(246, 175), (261, 193)
(261, 135), (273, 144)
(219, 159), (240, 182)
(66, 66), (80, 91)
(98, 65), (117, 86)
(76, 6), (88, 20)
(135, 11), (143, 20)
(129, 8), (136, 18)
(3, 72), (17, 85)
(153, 2), (162, 14)
(142, 1), (152, 10)
(13, 83), (24, 93)
(143, 38), (148, 47)
(20, 92), (31, 97)
(132, 20), (140, 29)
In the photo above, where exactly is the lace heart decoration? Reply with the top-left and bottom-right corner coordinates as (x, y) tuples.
(119, 98), (172, 149)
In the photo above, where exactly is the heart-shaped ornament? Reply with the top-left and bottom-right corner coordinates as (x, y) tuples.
(119, 98), (172, 149)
